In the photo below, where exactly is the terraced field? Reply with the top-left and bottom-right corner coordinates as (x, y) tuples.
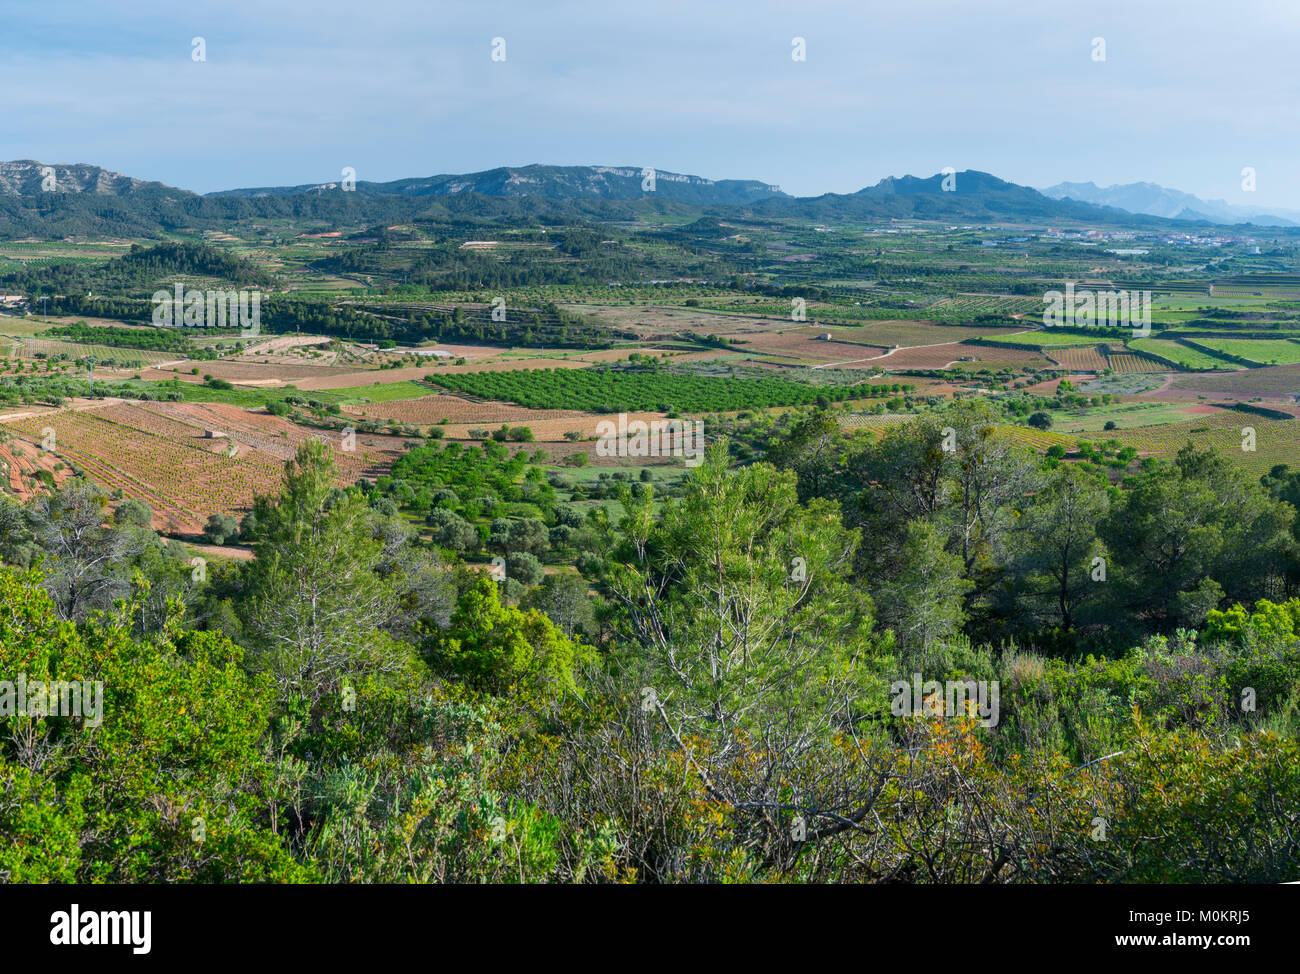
(5, 338), (179, 365)
(1106, 411), (1300, 477)
(1, 401), (402, 534)
(1190, 338), (1300, 367)
(0, 436), (70, 501)
(846, 321), (1019, 345)
(1129, 338), (1241, 371)
(717, 328), (885, 364)
(838, 413), (915, 432)
(1164, 364), (1300, 400)
(1048, 345), (1109, 371)
(343, 392), (580, 426)
(863, 342), (1049, 370)
(839, 413), (1076, 451)
(981, 331), (1120, 348)
(1105, 350), (1166, 374)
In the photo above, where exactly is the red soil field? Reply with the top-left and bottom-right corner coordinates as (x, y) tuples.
(343, 393), (583, 426)
(843, 342), (1049, 370)
(2, 401), (405, 535)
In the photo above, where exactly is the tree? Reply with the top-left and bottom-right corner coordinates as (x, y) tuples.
(427, 509), (478, 552)
(1027, 411), (1053, 430)
(1102, 445), (1296, 632)
(26, 478), (141, 621)
(203, 512), (240, 545)
(765, 409), (847, 502)
(506, 551), (544, 587)
(494, 517), (549, 557)
(848, 403), (1037, 628)
(876, 520), (973, 669)
(522, 572), (596, 639)
(427, 574), (593, 704)
(113, 497), (152, 529)
(239, 440), (410, 705)
(610, 443), (893, 864)
(1009, 463), (1108, 639)
(0, 566), (308, 882)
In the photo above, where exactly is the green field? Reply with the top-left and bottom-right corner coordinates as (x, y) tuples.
(981, 330), (1126, 348)
(425, 367), (889, 412)
(1128, 338), (1241, 371)
(1107, 411), (1300, 477)
(1042, 401), (1207, 433)
(324, 381), (433, 402)
(1190, 338), (1300, 366)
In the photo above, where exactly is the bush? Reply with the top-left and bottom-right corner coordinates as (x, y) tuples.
(203, 512), (240, 545)
(506, 551), (545, 587)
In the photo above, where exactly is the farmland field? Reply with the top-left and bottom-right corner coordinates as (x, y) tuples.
(1043, 401), (1212, 432)
(1104, 350), (1166, 374)
(3, 337), (180, 365)
(1128, 338), (1241, 371)
(1047, 345), (1109, 370)
(343, 392), (580, 426)
(1189, 338), (1300, 366)
(980, 331), (1121, 348)
(1, 401), (402, 533)
(865, 341), (1050, 369)
(1106, 410), (1300, 477)
(1164, 364), (1300, 399)
(424, 367), (888, 412)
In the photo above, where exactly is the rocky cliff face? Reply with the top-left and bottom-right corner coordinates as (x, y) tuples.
(0, 161), (177, 196)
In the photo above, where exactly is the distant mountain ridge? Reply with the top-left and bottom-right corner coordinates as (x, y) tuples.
(0, 160), (1287, 239)
(1040, 180), (1300, 227)
(753, 170), (1130, 222)
(0, 160), (193, 198)
(207, 164), (789, 205)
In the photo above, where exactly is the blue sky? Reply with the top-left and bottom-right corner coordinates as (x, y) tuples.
(3, 0), (1298, 207)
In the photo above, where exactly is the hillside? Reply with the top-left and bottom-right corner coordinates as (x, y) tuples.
(209, 163), (789, 205)
(1041, 179), (1300, 227)
(0, 161), (1203, 239)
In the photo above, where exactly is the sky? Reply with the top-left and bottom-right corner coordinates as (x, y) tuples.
(2, 0), (1298, 208)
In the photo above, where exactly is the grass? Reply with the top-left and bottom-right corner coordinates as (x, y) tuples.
(1129, 338), (1241, 371)
(981, 331), (1126, 348)
(1106, 412), (1300, 477)
(322, 381), (433, 403)
(1079, 374), (1167, 396)
(1041, 402), (1206, 433)
(1190, 339), (1300, 367)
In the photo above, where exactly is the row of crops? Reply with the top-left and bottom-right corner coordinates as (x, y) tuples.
(1106, 412), (1300, 478)
(5, 408), (285, 527)
(838, 412), (1077, 451)
(423, 367), (897, 412)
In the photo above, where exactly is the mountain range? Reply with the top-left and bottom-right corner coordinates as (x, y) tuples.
(207, 164), (787, 205)
(0, 160), (1293, 238)
(1040, 180), (1300, 227)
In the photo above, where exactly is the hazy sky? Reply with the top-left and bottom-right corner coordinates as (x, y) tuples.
(3, 0), (1298, 206)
